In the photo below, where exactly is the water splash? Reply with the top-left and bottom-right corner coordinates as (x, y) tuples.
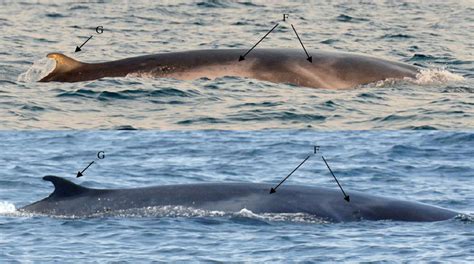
(236, 208), (329, 224)
(413, 68), (465, 85)
(455, 213), (474, 223)
(17, 57), (56, 83)
(15, 205), (328, 224)
(0, 201), (16, 214)
(101, 206), (330, 224)
(370, 68), (464, 88)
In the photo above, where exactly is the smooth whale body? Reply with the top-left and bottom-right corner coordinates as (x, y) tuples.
(20, 176), (458, 222)
(38, 49), (418, 89)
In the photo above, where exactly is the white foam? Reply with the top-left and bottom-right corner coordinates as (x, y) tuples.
(412, 68), (465, 85)
(89, 205), (227, 218)
(234, 208), (329, 224)
(236, 208), (266, 219)
(455, 213), (474, 222)
(369, 68), (464, 88)
(0, 201), (16, 214)
(17, 57), (56, 83)
(45, 206), (327, 224)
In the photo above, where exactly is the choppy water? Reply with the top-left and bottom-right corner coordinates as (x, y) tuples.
(0, 130), (473, 262)
(0, 1), (473, 130)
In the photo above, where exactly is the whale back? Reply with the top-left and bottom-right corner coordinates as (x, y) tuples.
(36, 49), (419, 88)
(20, 176), (458, 221)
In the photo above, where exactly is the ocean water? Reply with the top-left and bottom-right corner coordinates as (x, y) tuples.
(0, 1), (472, 129)
(0, 130), (473, 262)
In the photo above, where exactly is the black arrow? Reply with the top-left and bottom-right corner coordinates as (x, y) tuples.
(321, 156), (350, 202)
(291, 24), (312, 63)
(239, 23), (279, 61)
(75, 35), (93, 52)
(270, 155), (311, 194)
(77, 160), (94, 178)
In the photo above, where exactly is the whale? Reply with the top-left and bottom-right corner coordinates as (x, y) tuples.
(20, 176), (458, 222)
(38, 49), (418, 89)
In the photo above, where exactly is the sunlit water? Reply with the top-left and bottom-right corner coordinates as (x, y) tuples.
(0, 1), (472, 130)
(0, 130), (473, 262)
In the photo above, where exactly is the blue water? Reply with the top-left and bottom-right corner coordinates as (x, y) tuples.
(0, 1), (473, 129)
(0, 130), (473, 262)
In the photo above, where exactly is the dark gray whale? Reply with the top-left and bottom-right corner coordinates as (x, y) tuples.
(38, 49), (418, 89)
(20, 176), (457, 222)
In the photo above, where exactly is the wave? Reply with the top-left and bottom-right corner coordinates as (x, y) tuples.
(455, 214), (474, 223)
(17, 57), (55, 83)
(233, 208), (329, 224)
(56, 87), (196, 100)
(413, 68), (465, 85)
(369, 68), (464, 88)
(6, 205), (328, 224)
(0, 201), (16, 214)
(336, 14), (369, 23)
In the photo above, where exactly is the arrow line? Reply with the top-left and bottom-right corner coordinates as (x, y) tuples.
(239, 23), (279, 61)
(270, 155), (311, 194)
(77, 160), (94, 178)
(321, 156), (350, 202)
(291, 24), (312, 63)
(75, 35), (93, 52)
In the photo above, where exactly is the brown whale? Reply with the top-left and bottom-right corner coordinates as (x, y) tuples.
(39, 49), (419, 89)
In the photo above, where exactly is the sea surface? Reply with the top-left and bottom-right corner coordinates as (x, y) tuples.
(0, 130), (473, 262)
(0, 1), (473, 130)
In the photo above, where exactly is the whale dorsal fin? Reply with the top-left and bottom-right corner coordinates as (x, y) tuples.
(43, 176), (89, 198)
(46, 53), (83, 72)
(39, 53), (85, 82)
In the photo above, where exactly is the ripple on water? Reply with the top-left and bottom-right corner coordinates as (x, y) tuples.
(335, 14), (369, 23)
